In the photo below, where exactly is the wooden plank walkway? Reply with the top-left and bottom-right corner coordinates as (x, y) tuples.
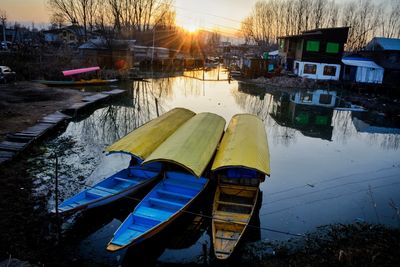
(0, 112), (71, 164)
(39, 111), (71, 124)
(82, 93), (110, 102)
(0, 88), (125, 165)
(102, 89), (125, 96)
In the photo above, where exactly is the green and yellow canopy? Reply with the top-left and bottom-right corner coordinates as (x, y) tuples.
(211, 114), (270, 176)
(143, 113), (226, 177)
(105, 108), (195, 160)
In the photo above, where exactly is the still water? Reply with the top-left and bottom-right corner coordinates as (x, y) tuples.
(28, 69), (400, 265)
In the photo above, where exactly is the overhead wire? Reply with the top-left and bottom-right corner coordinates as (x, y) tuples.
(56, 176), (307, 239)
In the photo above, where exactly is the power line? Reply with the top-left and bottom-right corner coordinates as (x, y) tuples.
(56, 176), (307, 238)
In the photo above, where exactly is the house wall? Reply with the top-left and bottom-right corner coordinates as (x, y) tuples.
(294, 60), (341, 80)
(355, 66), (384, 84)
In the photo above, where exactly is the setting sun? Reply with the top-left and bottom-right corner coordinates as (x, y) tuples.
(182, 23), (200, 33)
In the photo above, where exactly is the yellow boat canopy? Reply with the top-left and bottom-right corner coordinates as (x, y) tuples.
(211, 114), (270, 176)
(105, 108), (195, 160)
(143, 113), (226, 177)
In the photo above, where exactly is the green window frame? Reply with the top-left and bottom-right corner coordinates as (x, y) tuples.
(306, 40), (320, 52)
(326, 42), (339, 53)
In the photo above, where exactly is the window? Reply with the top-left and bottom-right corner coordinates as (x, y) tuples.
(319, 94), (333, 104)
(326, 42), (339, 53)
(304, 64), (317, 74)
(323, 65), (337, 76)
(306, 40), (320, 52)
(300, 93), (313, 103)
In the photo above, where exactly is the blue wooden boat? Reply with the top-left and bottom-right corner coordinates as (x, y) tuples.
(56, 164), (161, 213)
(54, 108), (196, 214)
(107, 112), (226, 251)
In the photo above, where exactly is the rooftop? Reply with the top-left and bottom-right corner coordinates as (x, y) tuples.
(366, 37), (400, 51)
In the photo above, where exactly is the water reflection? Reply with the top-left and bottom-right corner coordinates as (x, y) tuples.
(270, 91), (334, 141)
(21, 73), (400, 266)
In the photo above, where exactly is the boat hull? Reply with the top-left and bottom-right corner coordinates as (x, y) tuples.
(107, 171), (209, 251)
(54, 167), (160, 214)
(35, 79), (118, 86)
(212, 184), (259, 260)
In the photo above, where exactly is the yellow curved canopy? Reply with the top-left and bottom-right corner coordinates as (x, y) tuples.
(143, 113), (226, 177)
(105, 108), (195, 160)
(211, 114), (270, 176)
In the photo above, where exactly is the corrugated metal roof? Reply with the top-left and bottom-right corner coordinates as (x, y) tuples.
(367, 37), (400, 51)
(342, 57), (384, 69)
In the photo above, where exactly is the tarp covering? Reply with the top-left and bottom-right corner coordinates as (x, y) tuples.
(143, 113), (226, 177)
(62, 66), (100, 76)
(211, 114), (270, 176)
(105, 108), (195, 160)
(342, 58), (383, 69)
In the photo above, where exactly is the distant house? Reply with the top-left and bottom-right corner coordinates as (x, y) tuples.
(43, 25), (86, 44)
(361, 37), (400, 86)
(342, 56), (384, 84)
(79, 38), (135, 68)
(278, 27), (349, 80)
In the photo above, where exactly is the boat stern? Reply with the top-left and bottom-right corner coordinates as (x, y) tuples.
(106, 243), (124, 252)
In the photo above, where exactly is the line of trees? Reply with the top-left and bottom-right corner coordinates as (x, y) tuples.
(48, 0), (176, 39)
(240, 0), (400, 51)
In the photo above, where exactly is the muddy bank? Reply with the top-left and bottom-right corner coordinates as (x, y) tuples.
(157, 223), (400, 267)
(0, 82), (84, 141)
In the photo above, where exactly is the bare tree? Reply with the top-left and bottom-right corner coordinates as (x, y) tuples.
(0, 9), (7, 49)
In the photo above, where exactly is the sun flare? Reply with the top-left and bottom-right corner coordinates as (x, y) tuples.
(183, 23), (199, 33)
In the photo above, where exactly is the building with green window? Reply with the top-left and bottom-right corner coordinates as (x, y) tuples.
(278, 27), (349, 80)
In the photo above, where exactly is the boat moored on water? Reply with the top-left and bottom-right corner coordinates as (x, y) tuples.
(106, 112), (226, 252)
(35, 66), (118, 87)
(211, 114), (270, 260)
(36, 79), (118, 87)
(54, 108), (196, 214)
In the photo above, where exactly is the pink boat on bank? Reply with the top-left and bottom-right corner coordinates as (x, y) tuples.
(62, 66), (101, 76)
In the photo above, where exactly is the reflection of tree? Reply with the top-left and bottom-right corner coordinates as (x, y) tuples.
(332, 111), (400, 150)
(331, 111), (356, 145)
(232, 89), (298, 146)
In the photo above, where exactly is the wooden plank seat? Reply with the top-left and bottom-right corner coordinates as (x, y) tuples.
(163, 179), (201, 190)
(135, 207), (172, 221)
(87, 188), (113, 197)
(114, 177), (139, 184)
(95, 186), (118, 194)
(127, 224), (148, 232)
(156, 189), (192, 200)
(148, 197), (182, 209)
(217, 200), (253, 208)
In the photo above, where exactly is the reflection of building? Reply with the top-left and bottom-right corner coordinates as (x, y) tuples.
(270, 91), (334, 141)
(290, 90), (337, 108)
(352, 112), (400, 134)
(278, 27), (349, 80)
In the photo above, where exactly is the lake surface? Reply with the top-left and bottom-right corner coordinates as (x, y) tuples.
(24, 69), (400, 265)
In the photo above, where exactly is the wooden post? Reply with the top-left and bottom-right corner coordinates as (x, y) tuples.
(55, 154), (59, 218)
(155, 98), (159, 117)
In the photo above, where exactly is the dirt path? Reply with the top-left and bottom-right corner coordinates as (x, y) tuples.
(0, 82), (85, 141)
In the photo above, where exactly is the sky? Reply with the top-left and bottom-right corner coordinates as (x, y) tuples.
(1, 0), (257, 33)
